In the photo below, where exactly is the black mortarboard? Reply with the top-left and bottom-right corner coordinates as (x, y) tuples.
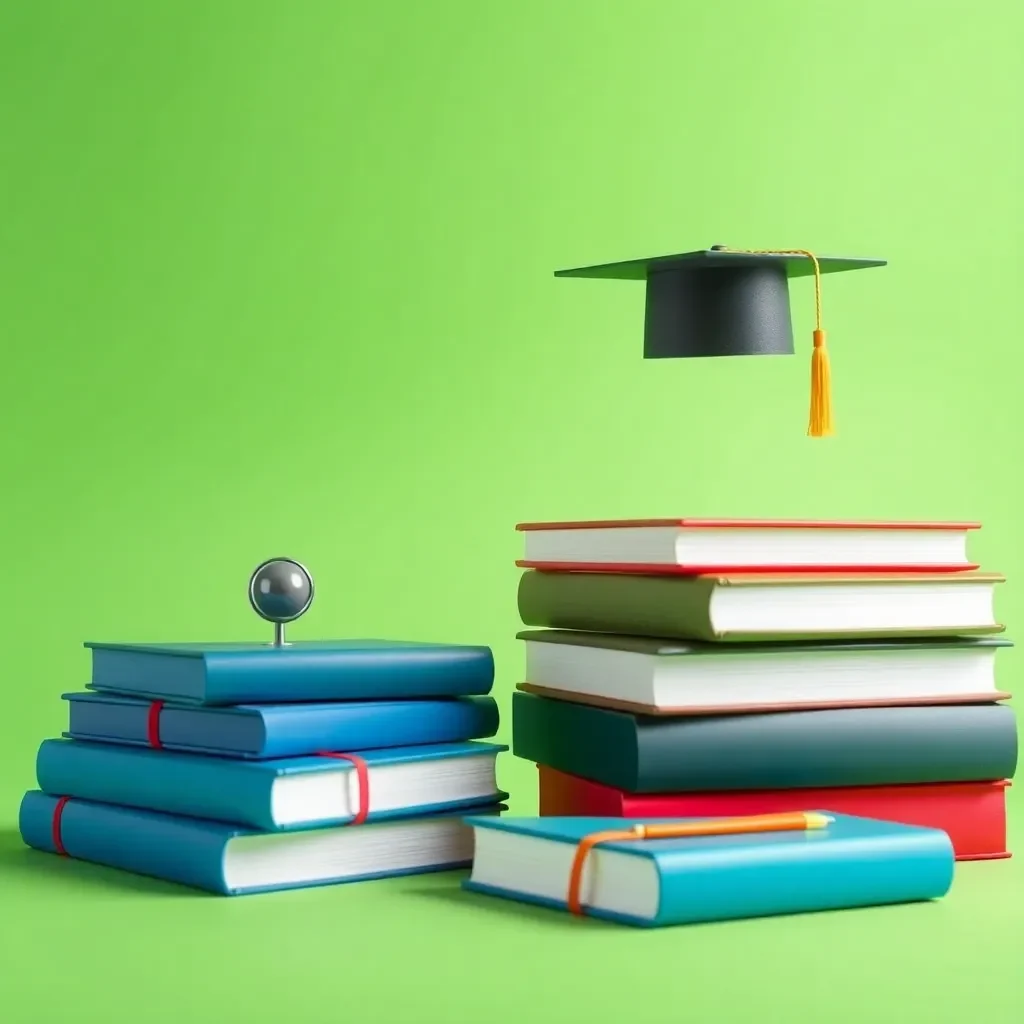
(555, 245), (887, 436)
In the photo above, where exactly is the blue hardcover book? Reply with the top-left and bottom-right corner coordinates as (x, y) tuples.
(84, 639), (494, 705)
(62, 691), (499, 759)
(20, 791), (504, 895)
(36, 737), (507, 831)
(462, 814), (955, 928)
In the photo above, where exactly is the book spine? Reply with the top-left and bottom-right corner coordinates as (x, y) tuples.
(89, 647), (497, 705)
(260, 696), (501, 759)
(18, 791), (230, 893)
(538, 764), (627, 816)
(66, 695), (501, 759)
(517, 571), (716, 640)
(512, 692), (643, 790)
(205, 647), (496, 705)
(517, 697), (1019, 792)
(90, 648), (206, 702)
(35, 739), (278, 830)
(538, 766), (1011, 861)
(652, 829), (955, 925)
(634, 704), (1019, 791)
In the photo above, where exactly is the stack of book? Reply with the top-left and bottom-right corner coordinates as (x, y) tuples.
(510, 517), (1018, 860)
(19, 638), (507, 894)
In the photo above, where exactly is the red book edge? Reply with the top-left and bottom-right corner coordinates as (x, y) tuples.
(536, 766), (1012, 862)
(516, 560), (980, 574)
(516, 518), (982, 532)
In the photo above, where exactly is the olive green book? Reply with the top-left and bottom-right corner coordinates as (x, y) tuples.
(516, 570), (1006, 642)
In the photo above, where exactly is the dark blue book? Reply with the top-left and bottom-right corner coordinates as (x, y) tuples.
(36, 737), (507, 831)
(84, 639), (494, 705)
(63, 691), (499, 759)
(20, 793), (504, 895)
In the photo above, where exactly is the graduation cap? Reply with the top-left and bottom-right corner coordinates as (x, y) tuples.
(555, 246), (887, 436)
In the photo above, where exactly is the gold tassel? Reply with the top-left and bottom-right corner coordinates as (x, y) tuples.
(808, 328), (834, 437)
(714, 247), (834, 437)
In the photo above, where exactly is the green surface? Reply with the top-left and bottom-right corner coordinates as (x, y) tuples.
(0, 826), (1020, 1022)
(0, 1), (1021, 1021)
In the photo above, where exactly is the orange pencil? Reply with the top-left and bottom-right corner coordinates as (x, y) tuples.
(566, 812), (833, 915)
(629, 811), (833, 840)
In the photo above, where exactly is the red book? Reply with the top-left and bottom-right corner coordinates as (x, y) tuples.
(516, 517), (980, 574)
(537, 765), (1011, 862)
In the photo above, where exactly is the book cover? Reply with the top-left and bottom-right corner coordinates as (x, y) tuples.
(462, 812), (955, 927)
(35, 737), (507, 830)
(512, 691), (1018, 792)
(84, 638), (495, 705)
(517, 569), (1005, 641)
(537, 766), (1012, 861)
(63, 691), (500, 759)
(516, 517), (980, 574)
(20, 791), (504, 896)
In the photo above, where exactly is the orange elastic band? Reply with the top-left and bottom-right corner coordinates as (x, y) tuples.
(567, 826), (643, 915)
(566, 813), (825, 915)
(315, 752), (370, 825)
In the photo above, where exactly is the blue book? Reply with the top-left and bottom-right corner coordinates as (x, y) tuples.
(84, 639), (494, 705)
(62, 691), (499, 759)
(20, 791), (503, 895)
(36, 737), (507, 831)
(462, 814), (955, 927)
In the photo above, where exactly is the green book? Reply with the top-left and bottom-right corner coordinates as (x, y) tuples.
(517, 570), (1006, 643)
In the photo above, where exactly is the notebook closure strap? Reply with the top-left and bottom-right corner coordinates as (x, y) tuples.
(51, 796), (71, 856)
(147, 700), (165, 749)
(315, 752), (370, 825)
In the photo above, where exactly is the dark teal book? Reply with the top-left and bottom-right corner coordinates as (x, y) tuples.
(85, 639), (494, 705)
(462, 813), (955, 927)
(512, 691), (1018, 792)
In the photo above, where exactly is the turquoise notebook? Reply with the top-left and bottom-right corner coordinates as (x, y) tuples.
(84, 639), (494, 705)
(21, 793), (504, 896)
(462, 813), (955, 927)
(36, 737), (507, 831)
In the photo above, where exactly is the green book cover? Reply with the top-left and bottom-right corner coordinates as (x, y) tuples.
(517, 570), (1006, 642)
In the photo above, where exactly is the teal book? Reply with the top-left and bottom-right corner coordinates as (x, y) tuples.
(462, 813), (955, 927)
(62, 692), (499, 759)
(35, 737), (507, 831)
(85, 639), (494, 705)
(512, 691), (1018, 791)
(21, 793), (505, 896)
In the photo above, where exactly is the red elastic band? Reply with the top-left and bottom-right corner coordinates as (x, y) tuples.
(147, 700), (165, 749)
(52, 796), (70, 856)
(315, 752), (370, 825)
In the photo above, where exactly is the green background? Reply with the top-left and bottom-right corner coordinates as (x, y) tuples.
(1, 1), (1021, 1021)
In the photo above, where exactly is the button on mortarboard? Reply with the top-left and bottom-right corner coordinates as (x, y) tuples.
(554, 245), (886, 436)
